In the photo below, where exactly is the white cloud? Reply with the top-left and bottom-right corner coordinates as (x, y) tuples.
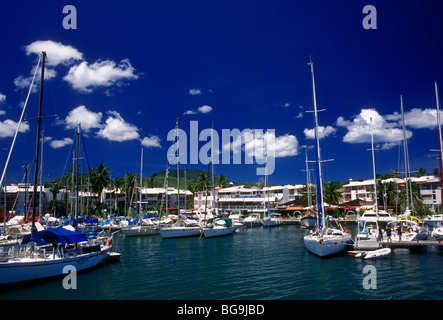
(14, 68), (57, 92)
(0, 119), (30, 138)
(141, 136), (161, 148)
(223, 130), (298, 159)
(65, 105), (103, 132)
(25, 40), (83, 66)
(198, 105), (212, 113)
(49, 137), (73, 149)
(189, 88), (201, 95)
(386, 108), (442, 129)
(336, 108), (411, 149)
(63, 59), (138, 93)
(184, 105), (213, 115)
(0, 93), (6, 104)
(303, 125), (336, 139)
(97, 111), (139, 142)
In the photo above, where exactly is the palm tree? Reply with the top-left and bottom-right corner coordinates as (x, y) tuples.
(195, 172), (209, 192)
(49, 182), (61, 201)
(90, 163), (112, 215)
(218, 174), (229, 188)
(323, 181), (343, 204)
(416, 167), (427, 177)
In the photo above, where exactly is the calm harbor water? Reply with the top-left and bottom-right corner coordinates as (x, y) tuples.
(1, 225), (443, 300)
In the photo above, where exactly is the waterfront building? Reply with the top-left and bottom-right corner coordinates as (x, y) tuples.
(343, 175), (442, 213)
(193, 184), (304, 215)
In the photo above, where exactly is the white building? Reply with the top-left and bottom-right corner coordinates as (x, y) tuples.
(194, 184), (304, 215)
(343, 175), (442, 213)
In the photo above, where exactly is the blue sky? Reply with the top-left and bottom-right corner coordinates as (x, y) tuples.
(0, 0), (443, 186)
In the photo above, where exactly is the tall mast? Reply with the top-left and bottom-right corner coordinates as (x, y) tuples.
(435, 82), (443, 216)
(305, 148), (312, 209)
(211, 124), (216, 215)
(308, 60), (325, 231)
(139, 147), (143, 217)
(400, 95), (410, 211)
(176, 118), (180, 216)
(31, 51), (46, 234)
(75, 125), (80, 222)
(370, 118), (379, 217)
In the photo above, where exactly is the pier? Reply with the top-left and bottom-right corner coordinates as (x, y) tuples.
(381, 240), (443, 249)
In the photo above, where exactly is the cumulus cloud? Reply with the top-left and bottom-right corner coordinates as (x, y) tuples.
(49, 137), (73, 149)
(336, 108), (411, 149)
(14, 68), (57, 92)
(0, 119), (30, 138)
(223, 130), (298, 159)
(303, 125), (336, 140)
(386, 108), (442, 129)
(63, 59), (138, 93)
(141, 136), (161, 148)
(189, 88), (201, 95)
(25, 40), (83, 66)
(65, 105), (103, 132)
(96, 111), (139, 142)
(184, 105), (213, 115)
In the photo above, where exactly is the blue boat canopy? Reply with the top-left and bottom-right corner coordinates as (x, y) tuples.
(22, 227), (89, 246)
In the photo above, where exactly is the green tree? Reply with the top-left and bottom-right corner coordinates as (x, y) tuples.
(218, 174), (229, 188)
(49, 182), (61, 200)
(323, 181), (343, 204)
(195, 172), (209, 191)
(90, 163), (112, 215)
(416, 167), (427, 177)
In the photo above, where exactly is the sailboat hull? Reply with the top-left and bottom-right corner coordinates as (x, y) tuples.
(160, 226), (202, 239)
(0, 247), (111, 285)
(120, 226), (160, 237)
(304, 234), (352, 257)
(204, 226), (235, 238)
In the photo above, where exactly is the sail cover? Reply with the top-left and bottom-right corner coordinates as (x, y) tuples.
(22, 226), (88, 246)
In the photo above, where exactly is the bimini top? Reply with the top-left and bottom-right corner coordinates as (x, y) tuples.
(22, 227), (88, 246)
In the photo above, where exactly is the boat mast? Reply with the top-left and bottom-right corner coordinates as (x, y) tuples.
(308, 60), (325, 231)
(370, 118), (379, 217)
(176, 118), (180, 217)
(400, 95), (410, 211)
(211, 124), (216, 216)
(31, 51), (46, 235)
(139, 147), (143, 217)
(75, 124), (80, 223)
(435, 82), (443, 217)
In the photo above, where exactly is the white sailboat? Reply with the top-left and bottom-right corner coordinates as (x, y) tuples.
(203, 125), (236, 237)
(303, 60), (352, 257)
(121, 148), (161, 237)
(161, 118), (203, 239)
(0, 52), (114, 284)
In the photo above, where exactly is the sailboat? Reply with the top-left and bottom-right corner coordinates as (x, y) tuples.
(0, 52), (114, 284)
(160, 118), (202, 239)
(430, 82), (443, 241)
(303, 60), (352, 257)
(203, 125), (236, 237)
(300, 148), (317, 229)
(260, 156), (282, 227)
(121, 148), (161, 237)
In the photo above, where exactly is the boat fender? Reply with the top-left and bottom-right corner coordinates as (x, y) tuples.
(107, 238), (112, 246)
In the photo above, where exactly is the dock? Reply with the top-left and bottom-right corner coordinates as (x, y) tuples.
(381, 240), (443, 249)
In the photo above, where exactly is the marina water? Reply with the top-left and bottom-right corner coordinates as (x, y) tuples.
(1, 225), (443, 300)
